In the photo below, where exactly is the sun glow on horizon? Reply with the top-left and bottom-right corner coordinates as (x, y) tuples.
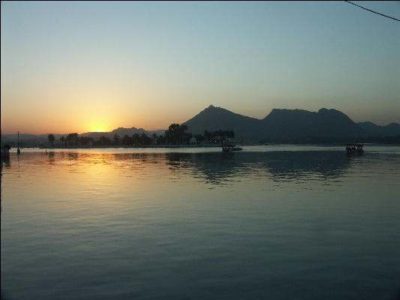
(87, 121), (113, 133)
(2, 1), (400, 134)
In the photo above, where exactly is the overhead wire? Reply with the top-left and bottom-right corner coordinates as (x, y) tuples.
(345, 1), (400, 22)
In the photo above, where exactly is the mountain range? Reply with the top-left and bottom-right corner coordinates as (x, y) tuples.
(2, 105), (400, 145)
(184, 105), (400, 143)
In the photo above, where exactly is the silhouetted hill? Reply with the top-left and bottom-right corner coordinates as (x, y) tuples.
(358, 122), (400, 137)
(2, 106), (399, 146)
(183, 105), (261, 140)
(260, 108), (363, 141)
(183, 105), (400, 143)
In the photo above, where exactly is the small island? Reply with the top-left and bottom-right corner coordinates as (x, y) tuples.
(45, 124), (235, 149)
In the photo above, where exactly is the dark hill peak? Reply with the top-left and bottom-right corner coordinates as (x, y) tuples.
(264, 108), (314, 120)
(112, 126), (139, 132)
(182, 105), (400, 142)
(317, 108), (354, 124)
(318, 108), (340, 113)
(201, 104), (220, 112)
(183, 105), (260, 138)
(318, 108), (347, 116)
(195, 105), (253, 119)
(202, 105), (231, 113)
(270, 108), (310, 113)
(358, 121), (376, 126)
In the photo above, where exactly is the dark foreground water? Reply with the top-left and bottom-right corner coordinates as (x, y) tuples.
(1, 146), (400, 300)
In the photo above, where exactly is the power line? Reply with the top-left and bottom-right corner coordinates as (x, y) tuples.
(345, 1), (400, 22)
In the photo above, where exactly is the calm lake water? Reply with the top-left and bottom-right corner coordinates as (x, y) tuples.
(1, 146), (400, 300)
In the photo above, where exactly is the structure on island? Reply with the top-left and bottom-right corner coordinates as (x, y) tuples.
(346, 143), (364, 155)
(222, 140), (242, 153)
(17, 131), (21, 155)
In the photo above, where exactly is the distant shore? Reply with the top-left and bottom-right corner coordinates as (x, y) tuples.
(9, 142), (400, 151)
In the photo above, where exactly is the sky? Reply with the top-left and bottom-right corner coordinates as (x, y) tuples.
(1, 1), (400, 134)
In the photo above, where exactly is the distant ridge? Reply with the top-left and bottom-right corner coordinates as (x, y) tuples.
(184, 105), (400, 143)
(2, 105), (399, 145)
(358, 121), (400, 137)
(260, 108), (363, 140)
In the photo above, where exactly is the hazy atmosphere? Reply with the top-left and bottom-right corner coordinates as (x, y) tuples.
(2, 2), (400, 300)
(1, 1), (400, 134)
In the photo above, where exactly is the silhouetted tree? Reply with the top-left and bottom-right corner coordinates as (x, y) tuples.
(48, 134), (55, 147)
(204, 130), (211, 143)
(156, 134), (166, 145)
(152, 133), (158, 145)
(140, 133), (152, 145)
(195, 134), (205, 144)
(132, 133), (141, 146)
(79, 136), (94, 147)
(113, 134), (120, 146)
(60, 136), (66, 147)
(122, 135), (132, 146)
(165, 123), (191, 144)
(204, 130), (235, 144)
(98, 136), (112, 146)
(48, 129), (235, 148)
(66, 133), (79, 147)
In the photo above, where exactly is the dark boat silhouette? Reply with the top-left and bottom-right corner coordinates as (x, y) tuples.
(346, 143), (364, 155)
(222, 140), (242, 152)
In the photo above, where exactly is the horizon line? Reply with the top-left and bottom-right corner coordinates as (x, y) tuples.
(1, 105), (399, 136)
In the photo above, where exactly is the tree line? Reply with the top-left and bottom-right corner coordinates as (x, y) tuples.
(47, 124), (235, 148)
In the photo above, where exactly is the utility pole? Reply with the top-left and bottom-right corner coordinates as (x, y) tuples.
(17, 131), (21, 155)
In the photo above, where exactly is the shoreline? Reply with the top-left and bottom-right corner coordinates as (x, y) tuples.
(7, 143), (400, 151)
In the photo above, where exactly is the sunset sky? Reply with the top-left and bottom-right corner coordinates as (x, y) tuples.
(1, 1), (399, 134)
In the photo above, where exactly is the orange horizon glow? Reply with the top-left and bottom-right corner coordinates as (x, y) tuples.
(0, 119), (173, 135)
(0, 109), (189, 135)
(2, 2), (399, 135)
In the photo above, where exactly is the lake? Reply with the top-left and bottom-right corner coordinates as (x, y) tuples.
(1, 146), (400, 300)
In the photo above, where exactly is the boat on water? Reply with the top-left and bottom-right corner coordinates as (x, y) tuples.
(346, 143), (364, 155)
(222, 141), (242, 153)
